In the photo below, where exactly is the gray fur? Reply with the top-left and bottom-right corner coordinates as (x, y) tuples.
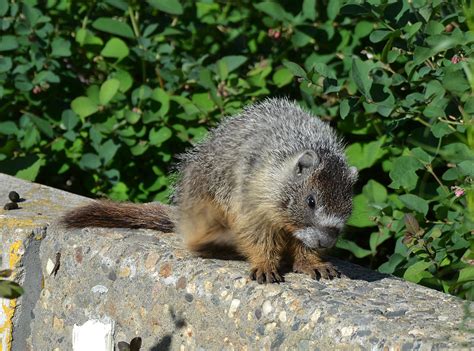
(174, 98), (357, 249)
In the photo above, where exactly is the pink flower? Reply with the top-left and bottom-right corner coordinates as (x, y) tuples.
(451, 55), (461, 64)
(451, 186), (465, 197)
(267, 28), (281, 39)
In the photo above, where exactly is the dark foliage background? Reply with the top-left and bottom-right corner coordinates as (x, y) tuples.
(0, 0), (473, 300)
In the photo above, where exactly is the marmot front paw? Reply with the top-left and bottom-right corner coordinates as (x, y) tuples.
(249, 265), (284, 284)
(293, 260), (341, 280)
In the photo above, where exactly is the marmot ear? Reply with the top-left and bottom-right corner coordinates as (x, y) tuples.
(348, 166), (358, 183)
(295, 150), (319, 176)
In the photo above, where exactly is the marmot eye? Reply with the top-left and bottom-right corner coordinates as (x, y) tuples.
(306, 195), (315, 209)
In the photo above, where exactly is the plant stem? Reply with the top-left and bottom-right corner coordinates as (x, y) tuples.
(129, 6), (146, 84)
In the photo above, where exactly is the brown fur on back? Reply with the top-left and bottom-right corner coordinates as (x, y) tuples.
(61, 201), (175, 232)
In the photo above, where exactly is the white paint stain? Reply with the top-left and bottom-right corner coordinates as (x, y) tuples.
(46, 258), (55, 276)
(262, 300), (272, 316)
(72, 318), (114, 351)
(91, 285), (109, 294)
(228, 299), (241, 318)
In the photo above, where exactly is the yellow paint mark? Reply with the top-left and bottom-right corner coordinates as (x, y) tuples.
(0, 241), (23, 351)
(8, 241), (22, 268)
(0, 218), (36, 230)
(0, 299), (16, 351)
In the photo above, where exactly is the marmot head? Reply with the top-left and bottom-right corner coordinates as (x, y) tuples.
(283, 150), (358, 249)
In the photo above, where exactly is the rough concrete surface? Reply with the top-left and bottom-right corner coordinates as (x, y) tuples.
(0, 173), (473, 350)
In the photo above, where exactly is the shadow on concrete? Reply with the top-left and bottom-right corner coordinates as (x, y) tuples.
(278, 256), (389, 283)
(329, 257), (390, 282)
(150, 307), (187, 351)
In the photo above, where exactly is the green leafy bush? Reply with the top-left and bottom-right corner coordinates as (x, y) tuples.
(0, 0), (472, 299)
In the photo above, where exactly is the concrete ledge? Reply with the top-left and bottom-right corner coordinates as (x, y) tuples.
(0, 173), (472, 350)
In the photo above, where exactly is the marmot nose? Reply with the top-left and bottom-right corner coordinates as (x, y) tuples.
(324, 227), (340, 237)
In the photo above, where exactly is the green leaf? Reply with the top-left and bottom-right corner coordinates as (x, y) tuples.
(192, 93), (214, 112)
(400, 194), (429, 216)
(378, 253), (405, 274)
(29, 115), (53, 138)
(369, 29), (391, 43)
(109, 182), (129, 201)
(327, 0), (341, 20)
(149, 127), (172, 146)
(403, 261), (433, 283)
(33, 71), (60, 85)
(125, 110), (141, 124)
(104, 0), (128, 11)
(99, 140), (120, 164)
(389, 156), (423, 190)
(282, 60), (306, 78)
(0, 280), (24, 299)
(112, 70), (133, 93)
(410, 147), (433, 165)
(101, 38), (129, 60)
(79, 153), (101, 169)
(217, 60), (228, 81)
(15, 156), (45, 181)
(302, 0), (316, 20)
(370, 230), (391, 252)
(336, 238), (372, 258)
(431, 122), (453, 138)
(347, 193), (377, 228)
(71, 97), (99, 119)
(51, 37), (71, 57)
(292, 30), (313, 48)
(346, 137), (386, 170)
(363, 180), (387, 204)
(425, 20), (445, 35)
(148, 0), (183, 15)
(99, 79), (120, 105)
(442, 168), (461, 181)
(442, 69), (470, 96)
(351, 58), (373, 99)
(458, 160), (474, 177)
(0, 35), (18, 51)
(61, 110), (79, 130)
(254, 2), (293, 21)
(404, 22), (422, 39)
(92, 17), (135, 39)
(0, 0), (8, 17)
(151, 88), (170, 117)
(130, 142), (149, 156)
(0, 121), (18, 135)
(457, 266), (474, 284)
(0, 57), (12, 73)
(272, 68), (294, 87)
(76, 28), (103, 46)
(219, 55), (247, 73)
(339, 99), (350, 119)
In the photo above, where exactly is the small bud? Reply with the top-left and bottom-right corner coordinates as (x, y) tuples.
(451, 55), (461, 64)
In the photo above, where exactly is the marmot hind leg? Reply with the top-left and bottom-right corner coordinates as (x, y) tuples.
(176, 198), (236, 258)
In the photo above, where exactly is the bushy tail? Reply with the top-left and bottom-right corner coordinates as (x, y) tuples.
(60, 200), (175, 232)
